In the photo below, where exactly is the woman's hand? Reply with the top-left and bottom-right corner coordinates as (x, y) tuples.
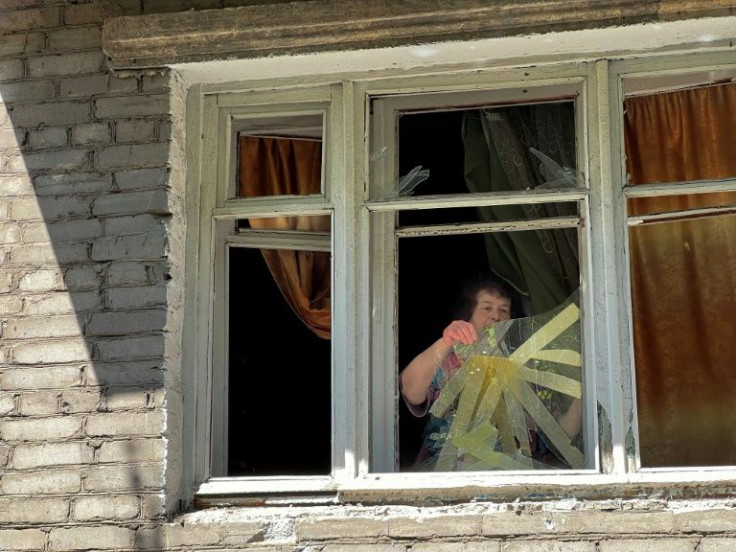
(442, 320), (478, 346)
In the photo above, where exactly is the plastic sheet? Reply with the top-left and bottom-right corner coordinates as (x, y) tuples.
(416, 292), (584, 471)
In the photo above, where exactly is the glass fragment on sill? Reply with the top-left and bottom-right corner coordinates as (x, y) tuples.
(407, 292), (584, 472)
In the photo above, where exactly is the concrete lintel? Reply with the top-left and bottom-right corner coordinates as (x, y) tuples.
(102, 0), (736, 69)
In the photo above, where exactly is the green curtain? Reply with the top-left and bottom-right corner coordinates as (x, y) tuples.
(462, 106), (579, 314)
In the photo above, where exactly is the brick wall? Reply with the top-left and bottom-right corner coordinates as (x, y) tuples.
(2, 1), (736, 551)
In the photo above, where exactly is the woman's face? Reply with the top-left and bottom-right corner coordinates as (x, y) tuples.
(469, 289), (512, 331)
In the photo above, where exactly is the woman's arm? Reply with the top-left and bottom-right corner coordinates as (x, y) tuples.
(400, 320), (478, 406)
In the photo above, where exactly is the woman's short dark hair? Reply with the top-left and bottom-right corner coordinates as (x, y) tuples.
(453, 275), (521, 321)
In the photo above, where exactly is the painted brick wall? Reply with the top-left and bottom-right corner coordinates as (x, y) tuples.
(2, 1), (736, 551)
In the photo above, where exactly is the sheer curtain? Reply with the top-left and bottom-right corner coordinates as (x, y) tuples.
(624, 83), (736, 466)
(462, 105), (579, 314)
(238, 136), (331, 339)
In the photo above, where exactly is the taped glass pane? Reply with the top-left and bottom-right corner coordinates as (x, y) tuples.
(397, 228), (584, 472)
(236, 113), (323, 198)
(630, 212), (736, 467)
(228, 246), (331, 475)
(387, 102), (577, 198)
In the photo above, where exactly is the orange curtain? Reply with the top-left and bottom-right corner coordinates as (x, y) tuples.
(624, 83), (736, 466)
(239, 136), (331, 339)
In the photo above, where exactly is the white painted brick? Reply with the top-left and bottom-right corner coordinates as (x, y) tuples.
(104, 285), (167, 309)
(1, 416), (82, 441)
(0, 174), (33, 196)
(59, 74), (109, 98)
(558, 511), (675, 534)
(48, 219), (102, 240)
(598, 539), (697, 552)
(700, 539), (736, 552)
(0, 394), (15, 416)
(114, 167), (169, 191)
(95, 95), (169, 118)
(85, 361), (164, 386)
(98, 439), (165, 463)
(27, 51), (105, 78)
(0, 529), (46, 551)
(0, 295), (23, 315)
(64, 265), (102, 291)
(23, 148), (90, 172)
(13, 442), (94, 470)
(9, 100), (91, 127)
(0, 32), (44, 56)
(11, 339), (90, 364)
(8, 243), (59, 266)
(72, 122), (111, 146)
(18, 269), (63, 292)
(103, 213), (166, 236)
(87, 309), (166, 336)
(109, 75), (139, 94)
(0, 80), (56, 103)
(5, 314), (81, 339)
(63, 2), (105, 25)
(27, 126), (69, 150)
(1, 469), (81, 494)
(104, 389), (150, 410)
(12, 241), (90, 266)
(482, 512), (551, 536)
(22, 195), (93, 220)
(141, 73), (170, 92)
(675, 510), (736, 532)
(296, 518), (389, 540)
(19, 221), (49, 243)
(0, 446), (8, 468)
(86, 411), (164, 437)
(158, 120), (172, 141)
(0, 59), (24, 81)
(0, 497), (69, 523)
(105, 261), (151, 286)
(47, 26), (102, 51)
(140, 493), (166, 519)
(83, 464), (164, 492)
(116, 119), (156, 143)
(60, 389), (100, 413)
(389, 515), (483, 538)
(96, 142), (170, 170)
(165, 525), (220, 547)
(73, 495), (139, 521)
(25, 291), (101, 315)
(8, 197), (43, 220)
(92, 190), (168, 216)
(322, 547), (405, 552)
(0, 270), (15, 292)
(49, 526), (134, 550)
(1, 366), (83, 390)
(91, 234), (167, 261)
(0, 7), (61, 33)
(501, 542), (595, 552)
(47, 218), (104, 242)
(33, 171), (111, 196)
(17, 390), (59, 415)
(134, 528), (166, 550)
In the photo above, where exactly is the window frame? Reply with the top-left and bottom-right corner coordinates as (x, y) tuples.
(183, 45), (736, 500)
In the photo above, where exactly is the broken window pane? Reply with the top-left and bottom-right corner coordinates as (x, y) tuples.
(228, 245), (331, 476)
(630, 213), (736, 467)
(397, 228), (584, 472)
(237, 113), (324, 198)
(390, 102), (577, 198)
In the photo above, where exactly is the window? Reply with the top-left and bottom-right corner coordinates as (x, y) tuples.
(188, 48), (736, 498)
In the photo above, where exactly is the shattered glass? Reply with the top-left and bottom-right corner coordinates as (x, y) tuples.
(411, 291), (585, 471)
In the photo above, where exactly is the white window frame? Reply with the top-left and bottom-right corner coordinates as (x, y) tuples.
(180, 32), (736, 500)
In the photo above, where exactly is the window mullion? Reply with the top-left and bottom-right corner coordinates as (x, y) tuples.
(588, 59), (638, 475)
